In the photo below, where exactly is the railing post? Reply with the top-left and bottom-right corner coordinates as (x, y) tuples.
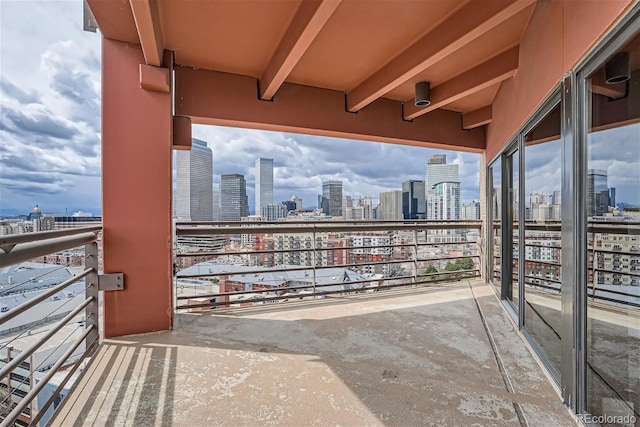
(312, 230), (317, 295)
(85, 241), (99, 353)
(412, 226), (418, 286)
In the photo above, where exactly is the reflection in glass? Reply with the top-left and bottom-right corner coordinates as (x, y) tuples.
(586, 31), (640, 424)
(509, 151), (519, 309)
(523, 104), (562, 374)
(491, 163), (502, 285)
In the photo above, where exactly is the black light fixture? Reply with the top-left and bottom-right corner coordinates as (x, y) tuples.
(605, 51), (630, 84)
(414, 81), (431, 107)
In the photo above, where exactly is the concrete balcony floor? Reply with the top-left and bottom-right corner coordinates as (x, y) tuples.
(51, 281), (575, 426)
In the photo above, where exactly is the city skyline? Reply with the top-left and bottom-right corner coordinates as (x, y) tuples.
(2, 2), (639, 218)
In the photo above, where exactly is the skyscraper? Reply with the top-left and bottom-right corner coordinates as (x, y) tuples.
(261, 203), (288, 221)
(321, 181), (342, 217)
(429, 181), (461, 220)
(587, 169), (609, 217)
(378, 190), (403, 220)
(425, 154), (459, 219)
(291, 195), (302, 210)
(402, 180), (426, 219)
(175, 138), (213, 221)
(462, 200), (481, 220)
(212, 184), (221, 221)
(221, 174), (249, 221)
(342, 195), (353, 218)
(255, 158), (274, 215)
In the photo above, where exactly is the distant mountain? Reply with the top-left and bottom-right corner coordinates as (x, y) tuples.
(618, 202), (640, 210)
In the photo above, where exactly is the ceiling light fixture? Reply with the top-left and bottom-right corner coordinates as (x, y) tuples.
(605, 51), (630, 84)
(414, 81), (431, 107)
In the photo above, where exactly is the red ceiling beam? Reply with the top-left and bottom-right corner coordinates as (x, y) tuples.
(260, 0), (341, 101)
(463, 106), (493, 130)
(404, 46), (519, 120)
(346, 0), (535, 113)
(174, 66), (485, 152)
(129, 0), (164, 66)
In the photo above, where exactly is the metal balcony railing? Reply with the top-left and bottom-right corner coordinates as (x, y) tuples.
(0, 226), (101, 427)
(491, 221), (640, 309)
(174, 220), (483, 311)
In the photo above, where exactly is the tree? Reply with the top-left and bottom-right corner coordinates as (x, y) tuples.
(423, 266), (438, 275)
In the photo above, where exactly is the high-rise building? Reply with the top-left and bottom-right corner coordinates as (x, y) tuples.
(428, 181), (461, 220)
(425, 154), (459, 219)
(281, 200), (297, 212)
(221, 174), (249, 221)
(321, 181), (343, 217)
(291, 195), (302, 210)
(402, 180), (426, 219)
(587, 169), (609, 217)
(212, 184), (221, 221)
(378, 190), (403, 220)
(261, 203), (288, 221)
(255, 158), (274, 215)
(175, 138), (214, 221)
(609, 187), (616, 209)
(342, 195), (353, 218)
(462, 200), (481, 220)
(428, 154), (447, 165)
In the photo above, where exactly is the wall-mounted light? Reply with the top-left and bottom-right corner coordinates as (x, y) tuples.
(414, 81), (431, 107)
(605, 51), (630, 84)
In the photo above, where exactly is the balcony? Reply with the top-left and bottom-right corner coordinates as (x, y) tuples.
(1, 221), (580, 425)
(50, 280), (573, 426)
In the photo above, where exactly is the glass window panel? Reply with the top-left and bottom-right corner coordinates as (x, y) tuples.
(523, 104), (563, 374)
(586, 31), (640, 423)
(491, 162), (502, 285)
(509, 151), (520, 309)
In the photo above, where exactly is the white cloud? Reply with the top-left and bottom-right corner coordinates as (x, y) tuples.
(0, 1), (483, 216)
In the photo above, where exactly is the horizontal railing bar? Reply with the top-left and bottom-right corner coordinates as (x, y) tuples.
(523, 259), (561, 267)
(587, 226), (640, 235)
(176, 272), (480, 310)
(525, 243), (561, 249)
(27, 334), (99, 427)
(590, 294), (640, 308)
(176, 269), (478, 304)
(0, 232), (98, 268)
(592, 267), (640, 277)
(176, 220), (482, 227)
(177, 254), (478, 280)
(1, 325), (95, 427)
(523, 276), (562, 285)
(176, 222), (481, 236)
(525, 282), (560, 292)
(519, 281), (638, 307)
(176, 241), (479, 259)
(0, 297), (92, 379)
(589, 248), (640, 256)
(0, 226), (101, 248)
(588, 285), (640, 299)
(0, 268), (92, 325)
(177, 258), (417, 279)
(177, 274), (406, 301)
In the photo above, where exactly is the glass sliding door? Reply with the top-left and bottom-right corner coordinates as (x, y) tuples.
(584, 30), (640, 423)
(490, 161), (502, 286)
(506, 149), (520, 311)
(523, 103), (563, 374)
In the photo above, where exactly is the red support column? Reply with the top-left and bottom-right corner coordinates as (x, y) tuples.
(102, 38), (172, 337)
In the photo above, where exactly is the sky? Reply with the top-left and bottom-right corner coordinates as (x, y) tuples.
(0, 1), (482, 217)
(1, 2), (637, 217)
